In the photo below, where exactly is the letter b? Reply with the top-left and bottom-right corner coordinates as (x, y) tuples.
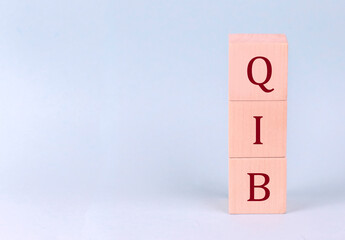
(247, 173), (270, 201)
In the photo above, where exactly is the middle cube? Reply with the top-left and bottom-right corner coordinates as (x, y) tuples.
(229, 101), (287, 158)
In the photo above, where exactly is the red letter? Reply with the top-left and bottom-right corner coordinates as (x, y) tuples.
(247, 56), (274, 93)
(247, 173), (270, 201)
(253, 116), (263, 144)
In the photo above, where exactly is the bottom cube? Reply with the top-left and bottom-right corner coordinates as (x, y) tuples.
(229, 158), (286, 214)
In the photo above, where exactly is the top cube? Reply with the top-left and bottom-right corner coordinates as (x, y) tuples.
(229, 34), (288, 100)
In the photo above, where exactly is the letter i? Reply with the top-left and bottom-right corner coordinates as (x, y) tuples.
(253, 116), (263, 145)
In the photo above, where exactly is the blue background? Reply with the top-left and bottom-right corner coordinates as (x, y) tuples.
(0, 0), (344, 239)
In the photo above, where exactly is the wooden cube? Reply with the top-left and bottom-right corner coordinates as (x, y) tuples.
(229, 100), (287, 158)
(228, 157), (286, 214)
(229, 34), (288, 101)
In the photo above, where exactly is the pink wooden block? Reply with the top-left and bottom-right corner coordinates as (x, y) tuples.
(229, 34), (288, 100)
(228, 157), (286, 214)
(229, 100), (287, 157)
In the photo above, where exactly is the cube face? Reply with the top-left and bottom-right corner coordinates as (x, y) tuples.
(229, 101), (287, 157)
(229, 158), (286, 214)
(229, 34), (288, 100)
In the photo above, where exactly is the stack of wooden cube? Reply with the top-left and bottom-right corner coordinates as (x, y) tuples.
(228, 34), (288, 214)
